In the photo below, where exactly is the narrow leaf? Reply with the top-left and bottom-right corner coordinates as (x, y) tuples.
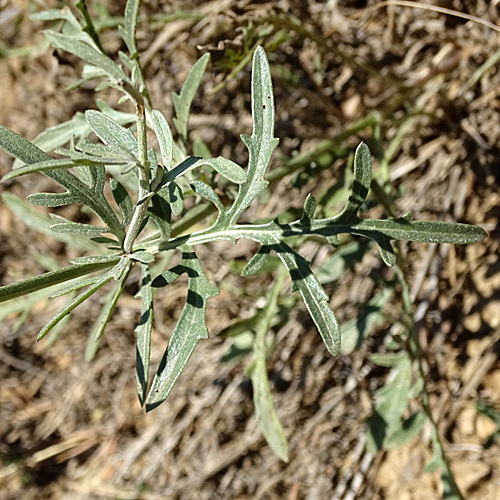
(45, 31), (126, 82)
(135, 264), (153, 405)
(0, 259), (120, 303)
(353, 217), (487, 245)
(196, 157), (246, 184)
(119, 0), (140, 56)
(300, 194), (317, 222)
(85, 275), (128, 361)
(146, 249), (219, 410)
(275, 243), (340, 356)
(167, 182), (183, 216)
(130, 251), (155, 264)
(163, 156), (202, 184)
(190, 180), (225, 213)
(2, 192), (99, 252)
(86, 110), (138, 156)
(227, 46), (279, 223)
(338, 142), (372, 219)
(248, 273), (289, 462)
(111, 178), (134, 226)
(0, 123), (51, 165)
(241, 245), (271, 276)
(0, 125), (124, 239)
(37, 273), (115, 341)
(49, 221), (108, 237)
(148, 191), (172, 241)
(172, 53), (210, 141)
(151, 109), (173, 170)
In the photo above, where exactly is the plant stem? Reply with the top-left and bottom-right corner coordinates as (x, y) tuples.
(123, 101), (151, 254)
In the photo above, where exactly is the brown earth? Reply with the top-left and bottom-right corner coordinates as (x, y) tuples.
(1, 1), (499, 499)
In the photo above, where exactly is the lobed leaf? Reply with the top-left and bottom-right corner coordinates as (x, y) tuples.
(0, 125), (124, 239)
(1, 192), (99, 253)
(227, 46), (279, 224)
(146, 249), (219, 410)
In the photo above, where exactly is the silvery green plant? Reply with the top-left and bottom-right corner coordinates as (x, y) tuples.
(0, 1), (486, 462)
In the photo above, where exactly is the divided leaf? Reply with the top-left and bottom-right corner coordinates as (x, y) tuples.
(146, 249), (219, 410)
(227, 46), (279, 224)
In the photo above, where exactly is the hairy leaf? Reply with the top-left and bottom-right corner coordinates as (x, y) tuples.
(0, 259), (120, 303)
(195, 157), (246, 184)
(135, 264), (153, 405)
(248, 273), (289, 462)
(146, 249), (219, 410)
(275, 243), (340, 356)
(45, 31), (126, 82)
(227, 46), (279, 224)
(151, 109), (173, 170)
(190, 180), (225, 213)
(37, 272), (116, 341)
(119, 0), (140, 56)
(172, 53), (210, 142)
(85, 110), (138, 157)
(337, 142), (372, 220)
(85, 275), (129, 361)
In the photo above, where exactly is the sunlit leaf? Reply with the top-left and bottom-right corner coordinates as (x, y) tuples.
(172, 53), (210, 142)
(146, 249), (219, 410)
(135, 264), (153, 405)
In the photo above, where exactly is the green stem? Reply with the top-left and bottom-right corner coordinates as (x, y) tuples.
(124, 102), (151, 254)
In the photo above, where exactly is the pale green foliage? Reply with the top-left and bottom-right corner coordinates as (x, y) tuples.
(0, 0), (487, 466)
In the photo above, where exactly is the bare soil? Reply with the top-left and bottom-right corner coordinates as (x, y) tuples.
(1, 1), (500, 499)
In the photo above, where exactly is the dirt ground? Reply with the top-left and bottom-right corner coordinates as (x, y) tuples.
(1, 1), (500, 499)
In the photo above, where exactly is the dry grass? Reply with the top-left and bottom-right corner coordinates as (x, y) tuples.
(1, 1), (500, 498)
